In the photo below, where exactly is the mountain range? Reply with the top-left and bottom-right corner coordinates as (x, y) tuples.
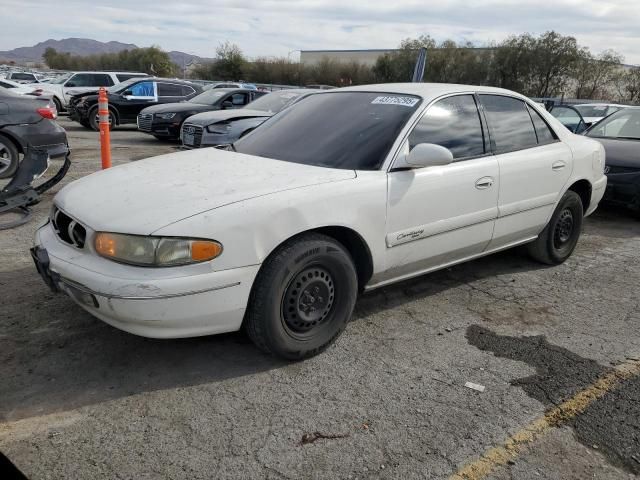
(0, 38), (213, 67)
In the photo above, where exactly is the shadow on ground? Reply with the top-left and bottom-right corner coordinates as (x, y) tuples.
(467, 325), (640, 475)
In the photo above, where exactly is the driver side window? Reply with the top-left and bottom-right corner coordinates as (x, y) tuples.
(408, 94), (486, 160)
(231, 93), (248, 106)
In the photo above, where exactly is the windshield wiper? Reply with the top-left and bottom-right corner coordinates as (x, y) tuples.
(615, 136), (640, 141)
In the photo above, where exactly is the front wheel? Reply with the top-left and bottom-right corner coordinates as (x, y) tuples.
(89, 106), (114, 132)
(527, 190), (583, 265)
(244, 233), (358, 360)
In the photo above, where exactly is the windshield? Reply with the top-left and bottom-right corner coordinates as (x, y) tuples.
(587, 108), (640, 140)
(247, 91), (307, 113)
(234, 91), (422, 170)
(50, 73), (72, 84)
(574, 105), (610, 117)
(188, 90), (226, 104)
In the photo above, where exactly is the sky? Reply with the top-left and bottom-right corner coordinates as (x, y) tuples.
(1, 0), (639, 64)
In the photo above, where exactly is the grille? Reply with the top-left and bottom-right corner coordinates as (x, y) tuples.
(181, 124), (203, 148)
(137, 113), (153, 132)
(51, 206), (86, 249)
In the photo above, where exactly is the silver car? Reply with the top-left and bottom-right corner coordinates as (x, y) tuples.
(180, 89), (315, 149)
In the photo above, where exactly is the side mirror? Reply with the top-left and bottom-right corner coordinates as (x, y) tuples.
(122, 89), (133, 97)
(395, 143), (454, 170)
(221, 100), (233, 109)
(65, 81), (76, 88)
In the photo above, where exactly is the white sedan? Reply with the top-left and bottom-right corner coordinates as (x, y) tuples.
(32, 84), (607, 359)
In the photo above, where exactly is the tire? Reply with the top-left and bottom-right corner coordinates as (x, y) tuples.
(52, 97), (62, 113)
(89, 106), (115, 132)
(244, 233), (358, 360)
(527, 190), (583, 265)
(0, 134), (19, 179)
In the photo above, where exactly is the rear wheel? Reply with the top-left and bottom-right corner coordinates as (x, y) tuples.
(52, 97), (62, 114)
(527, 190), (583, 265)
(0, 135), (19, 179)
(244, 233), (358, 360)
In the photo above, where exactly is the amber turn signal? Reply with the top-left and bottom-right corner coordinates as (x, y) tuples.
(191, 240), (223, 261)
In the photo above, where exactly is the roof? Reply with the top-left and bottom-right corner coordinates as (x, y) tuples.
(327, 83), (525, 101)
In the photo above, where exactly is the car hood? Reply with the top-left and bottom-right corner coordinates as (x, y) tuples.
(185, 109), (272, 126)
(590, 137), (640, 167)
(55, 148), (356, 235)
(141, 102), (218, 115)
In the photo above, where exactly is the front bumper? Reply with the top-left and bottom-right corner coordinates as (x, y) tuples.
(603, 169), (640, 211)
(33, 221), (259, 338)
(139, 118), (182, 139)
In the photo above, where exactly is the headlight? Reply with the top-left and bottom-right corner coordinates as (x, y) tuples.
(207, 122), (231, 134)
(155, 113), (176, 120)
(94, 232), (222, 266)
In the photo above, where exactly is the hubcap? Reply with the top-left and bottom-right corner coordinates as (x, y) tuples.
(282, 266), (335, 333)
(0, 143), (12, 175)
(554, 208), (574, 248)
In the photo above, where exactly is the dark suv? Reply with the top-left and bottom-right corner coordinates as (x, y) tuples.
(68, 78), (203, 131)
(0, 89), (68, 178)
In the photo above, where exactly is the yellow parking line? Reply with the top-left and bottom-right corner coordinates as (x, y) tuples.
(449, 358), (640, 480)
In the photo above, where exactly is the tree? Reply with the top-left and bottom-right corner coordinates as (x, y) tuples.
(529, 31), (582, 97)
(574, 50), (624, 99)
(213, 42), (247, 80)
(41, 46), (177, 76)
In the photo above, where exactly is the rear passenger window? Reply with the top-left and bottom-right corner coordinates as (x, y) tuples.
(91, 74), (114, 86)
(527, 106), (556, 145)
(480, 95), (538, 153)
(408, 94), (485, 160)
(157, 83), (184, 96)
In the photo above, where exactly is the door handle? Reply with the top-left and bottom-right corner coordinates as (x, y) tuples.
(552, 161), (566, 171)
(475, 177), (494, 189)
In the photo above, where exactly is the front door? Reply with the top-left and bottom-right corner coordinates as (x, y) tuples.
(383, 94), (500, 284)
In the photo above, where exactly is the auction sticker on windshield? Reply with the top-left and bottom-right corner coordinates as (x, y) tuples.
(371, 96), (420, 107)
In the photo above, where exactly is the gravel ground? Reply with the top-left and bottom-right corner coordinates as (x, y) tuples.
(1, 118), (639, 479)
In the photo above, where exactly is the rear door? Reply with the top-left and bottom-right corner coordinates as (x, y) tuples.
(157, 82), (187, 104)
(479, 94), (573, 249)
(383, 94), (500, 283)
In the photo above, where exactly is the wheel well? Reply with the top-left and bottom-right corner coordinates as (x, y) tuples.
(0, 131), (23, 154)
(568, 180), (592, 212)
(311, 226), (374, 291)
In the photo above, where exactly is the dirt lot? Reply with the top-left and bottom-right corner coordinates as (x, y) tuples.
(1, 118), (639, 479)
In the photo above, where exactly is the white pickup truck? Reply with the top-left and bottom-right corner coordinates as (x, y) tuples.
(38, 71), (147, 111)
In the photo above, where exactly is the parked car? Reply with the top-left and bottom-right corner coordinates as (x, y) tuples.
(0, 79), (44, 96)
(574, 103), (628, 127)
(32, 84), (606, 359)
(68, 78), (203, 131)
(549, 105), (588, 133)
(0, 89), (68, 179)
(4, 71), (40, 84)
(138, 88), (265, 141)
(38, 71), (148, 111)
(180, 89), (314, 148)
(585, 107), (640, 216)
(207, 82), (258, 90)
